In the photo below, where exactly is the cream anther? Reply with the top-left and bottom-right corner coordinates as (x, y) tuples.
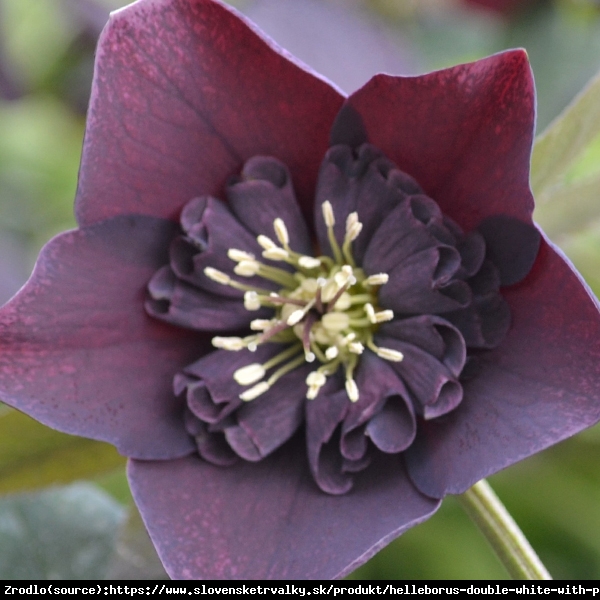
(346, 221), (363, 242)
(373, 309), (394, 323)
(346, 212), (359, 231)
(250, 319), (272, 330)
(257, 235), (277, 251)
(298, 256), (321, 269)
(365, 273), (389, 286)
(262, 248), (289, 261)
(212, 336), (245, 351)
(234, 363), (266, 385)
(228, 249), (255, 262)
(322, 201), (335, 227)
(375, 347), (404, 362)
(287, 309), (306, 326)
(244, 291), (261, 311)
(273, 218), (289, 246)
(204, 267), (231, 285)
(305, 351), (316, 363)
(240, 381), (270, 401)
(348, 342), (364, 354)
(345, 379), (359, 402)
(364, 303), (376, 323)
(325, 346), (339, 360)
(234, 260), (260, 277)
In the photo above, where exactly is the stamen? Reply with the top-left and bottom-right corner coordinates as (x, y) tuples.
(298, 256), (321, 269)
(234, 363), (266, 385)
(250, 319), (273, 330)
(273, 218), (290, 248)
(373, 309), (394, 323)
(306, 371), (327, 399)
(227, 249), (255, 262)
(369, 342), (404, 362)
(322, 201), (335, 227)
(240, 381), (270, 401)
(345, 378), (359, 402)
(364, 303), (376, 323)
(212, 336), (245, 351)
(244, 291), (261, 311)
(204, 267), (231, 286)
(365, 273), (389, 286)
(325, 346), (339, 360)
(234, 260), (260, 277)
(262, 247), (289, 261)
(348, 341), (364, 354)
(257, 235), (277, 251)
(322, 201), (343, 264)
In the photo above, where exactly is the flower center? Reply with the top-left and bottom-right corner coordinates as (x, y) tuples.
(204, 200), (403, 403)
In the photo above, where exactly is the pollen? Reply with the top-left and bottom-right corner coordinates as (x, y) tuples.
(208, 202), (401, 402)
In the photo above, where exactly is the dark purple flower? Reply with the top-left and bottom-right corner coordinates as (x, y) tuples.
(1, 0), (600, 580)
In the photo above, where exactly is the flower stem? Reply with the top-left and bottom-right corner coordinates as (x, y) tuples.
(458, 479), (552, 580)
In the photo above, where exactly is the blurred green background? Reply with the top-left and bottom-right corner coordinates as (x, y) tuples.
(1, 0), (600, 580)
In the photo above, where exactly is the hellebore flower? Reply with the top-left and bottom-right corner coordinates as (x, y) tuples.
(1, 0), (600, 580)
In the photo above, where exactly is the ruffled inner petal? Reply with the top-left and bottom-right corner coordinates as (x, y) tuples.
(226, 156), (312, 255)
(170, 196), (272, 297)
(314, 143), (422, 262)
(224, 362), (312, 461)
(379, 246), (471, 315)
(376, 335), (463, 419)
(146, 265), (266, 331)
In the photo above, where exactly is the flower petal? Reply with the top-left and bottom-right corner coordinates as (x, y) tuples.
(146, 265), (264, 331)
(0, 216), (203, 459)
(128, 448), (440, 580)
(343, 50), (535, 231)
(405, 239), (600, 497)
(76, 0), (343, 227)
(226, 156), (312, 256)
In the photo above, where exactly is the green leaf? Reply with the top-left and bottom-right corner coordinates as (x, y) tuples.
(0, 407), (126, 494)
(531, 69), (600, 197)
(0, 483), (125, 579)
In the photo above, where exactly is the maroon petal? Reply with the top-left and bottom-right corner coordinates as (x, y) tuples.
(128, 448), (440, 579)
(343, 50), (535, 231)
(0, 216), (203, 459)
(406, 239), (600, 497)
(76, 0), (343, 227)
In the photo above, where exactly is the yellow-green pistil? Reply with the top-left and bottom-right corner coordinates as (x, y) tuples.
(204, 201), (403, 403)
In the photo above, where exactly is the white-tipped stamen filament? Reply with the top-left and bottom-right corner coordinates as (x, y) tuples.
(257, 235), (277, 251)
(325, 346), (339, 360)
(348, 341), (364, 354)
(374, 346), (404, 362)
(373, 309), (394, 323)
(345, 378), (359, 402)
(228, 249), (255, 262)
(240, 381), (270, 401)
(298, 256), (321, 269)
(212, 336), (245, 351)
(365, 273), (389, 286)
(262, 247), (289, 261)
(273, 218), (290, 248)
(322, 200), (335, 227)
(204, 267), (231, 285)
(234, 363), (266, 385)
(244, 290), (261, 311)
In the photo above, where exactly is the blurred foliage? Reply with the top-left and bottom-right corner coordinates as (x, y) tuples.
(0, 0), (600, 581)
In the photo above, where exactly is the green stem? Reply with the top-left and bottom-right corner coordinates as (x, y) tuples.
(458, 479), (552, 580)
